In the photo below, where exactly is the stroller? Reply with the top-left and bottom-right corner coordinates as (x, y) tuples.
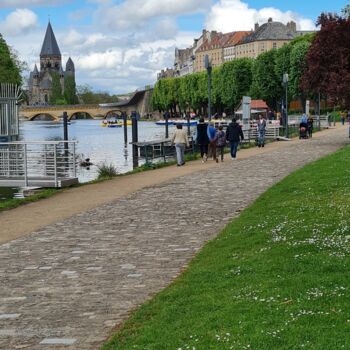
(299, 122), (308, 139)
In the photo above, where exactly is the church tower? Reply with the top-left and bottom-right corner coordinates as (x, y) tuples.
(28, 22), (76, 105)
(40, 21), (61, 72)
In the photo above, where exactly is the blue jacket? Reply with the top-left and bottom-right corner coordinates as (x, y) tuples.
(207, 125), (217, 142)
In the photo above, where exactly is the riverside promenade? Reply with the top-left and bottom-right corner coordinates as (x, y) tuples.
(0, 126), (348, 349)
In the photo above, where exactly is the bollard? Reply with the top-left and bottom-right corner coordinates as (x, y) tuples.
(122, 112), (128, 145)
(131, 111), (139, 169)
(63, 111), (69, 157)
(164, 111), (169, 139)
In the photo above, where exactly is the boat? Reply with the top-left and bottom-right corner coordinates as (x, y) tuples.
(107, 122), (122, 128)
(101, 119), (123, 128)
(155, 119), (198, 126)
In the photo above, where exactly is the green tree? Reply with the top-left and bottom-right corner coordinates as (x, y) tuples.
(250, 50), (282, 109)
(49, 71), (64, 104)
(0, 34), (23, 85)
(64, 75), (78, 104)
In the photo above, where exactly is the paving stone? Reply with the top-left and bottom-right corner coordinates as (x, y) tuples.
(0, 129), (347, 350)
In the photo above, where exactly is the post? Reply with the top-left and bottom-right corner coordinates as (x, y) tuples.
(54, 144), (58, 187)
(23, 144), (28, 187)
(131, 111), (139, 169)
(283, 73), (289, 138)
(204, 55), (212, 120)
(63, 111), (69, 157)
(123, 112), (128, 145)
(186, 113), (191, 136)
(164, 111), (169, 139)
(72, 142), (76, 178)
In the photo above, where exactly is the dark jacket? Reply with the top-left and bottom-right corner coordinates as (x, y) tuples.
(226, 122), (244, 142)
(196, 122), (209, 145)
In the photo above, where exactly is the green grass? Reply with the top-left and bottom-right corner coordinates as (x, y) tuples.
(102, 146), (350, 350)
(0, 188), (60, 211)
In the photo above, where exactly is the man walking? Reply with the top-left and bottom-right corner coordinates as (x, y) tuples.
(256, 114), (267, 147)
(226, 118), (244, 159)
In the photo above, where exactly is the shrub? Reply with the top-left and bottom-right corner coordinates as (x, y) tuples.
(97, 163), (118, 179)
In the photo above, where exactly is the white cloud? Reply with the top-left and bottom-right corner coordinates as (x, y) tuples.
(205, 0), (316, 31)
(0, 9), (38, 36)
(94, 0), (210, 30)
(0, 0), (69, 8)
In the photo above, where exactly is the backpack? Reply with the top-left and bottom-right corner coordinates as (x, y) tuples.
(216, 130), (226, 146)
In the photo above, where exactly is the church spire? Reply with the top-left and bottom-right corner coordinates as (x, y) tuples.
(40, 21), (61, 57)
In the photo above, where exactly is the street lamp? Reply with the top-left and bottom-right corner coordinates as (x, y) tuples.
(283, 73), (289, 138)
(204, 54), (212, 120)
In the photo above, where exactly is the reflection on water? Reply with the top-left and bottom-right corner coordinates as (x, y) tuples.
(18, 119), (171, 183)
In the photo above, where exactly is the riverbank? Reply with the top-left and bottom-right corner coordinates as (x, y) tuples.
(0, 125), (343, 245)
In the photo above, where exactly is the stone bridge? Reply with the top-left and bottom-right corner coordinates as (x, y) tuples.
(20, 88), (154, 121)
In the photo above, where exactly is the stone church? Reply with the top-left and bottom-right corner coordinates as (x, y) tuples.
(28, 22), (75, 105)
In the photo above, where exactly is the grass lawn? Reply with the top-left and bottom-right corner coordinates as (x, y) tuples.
(102, 146), (350, 350)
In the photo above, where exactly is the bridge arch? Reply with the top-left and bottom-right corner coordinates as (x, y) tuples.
(69, 111), (94, 120)
(104, 109), (125, 119)
(29, 113), (56, 121)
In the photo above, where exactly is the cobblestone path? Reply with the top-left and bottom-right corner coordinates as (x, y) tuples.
(0, 128), (348, 349)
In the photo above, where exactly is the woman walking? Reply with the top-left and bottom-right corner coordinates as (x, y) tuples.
(216, 125), (226, 162)
(171, 124), (189, 166)
(196, 118), (209, 162)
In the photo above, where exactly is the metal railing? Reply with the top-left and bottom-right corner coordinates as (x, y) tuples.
(0, 141), (77, 187)
(242, 126), (280, 142)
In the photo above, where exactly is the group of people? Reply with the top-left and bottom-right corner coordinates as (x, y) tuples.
(171, 117), (245, 166)
(300, 113), (314, 138)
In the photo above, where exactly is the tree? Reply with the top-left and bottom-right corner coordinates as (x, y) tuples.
(301, 13), (350, 108)
(49, 71), (64, 104)
(64, 75), (78, 104)
(250, 50), (282, 109)
(0, 34), (23, 85)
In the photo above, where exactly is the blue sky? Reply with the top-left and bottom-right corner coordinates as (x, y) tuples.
(0, 0), (348, 93)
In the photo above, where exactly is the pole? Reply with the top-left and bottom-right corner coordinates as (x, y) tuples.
(285, 82), (288, 138)
(63, 111), (69, 158)
(164, 111), (169, 139)
(186, 113), (191, 136)
(123, 112), (128, 145)
(208, 66), (212, 120)
(131, 112), (139, 169)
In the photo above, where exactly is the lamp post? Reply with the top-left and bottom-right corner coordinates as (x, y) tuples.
(283, 73), (289, 138)
(204, 55), (212, 120)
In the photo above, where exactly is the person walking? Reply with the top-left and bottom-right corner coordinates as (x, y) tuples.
(226, 118), (244, 159)
(256, 114), (267, 148)
(307, 115), (314, 138)
(171, 123), (189, 166)
(196, 118), (209, 162)
(340, 111), (346, 126)
(207, 122), (218, 162)
(216, 125), (226, 162)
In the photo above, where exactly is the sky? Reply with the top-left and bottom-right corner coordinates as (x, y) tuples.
(0, 0), (347, 94)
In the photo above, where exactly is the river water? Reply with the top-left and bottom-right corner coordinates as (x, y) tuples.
(0, 119), (178, 200)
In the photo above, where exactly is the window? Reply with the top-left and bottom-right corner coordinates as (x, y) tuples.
(273, 42), (277, 49)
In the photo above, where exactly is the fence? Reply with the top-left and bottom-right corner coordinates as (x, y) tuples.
(0, 84), (21, 141)
(0, 141), (78, 188)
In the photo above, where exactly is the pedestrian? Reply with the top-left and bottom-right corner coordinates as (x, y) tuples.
(216, 125), (226, 162)
(207, 122), (218, 162)
(196, 117), (209, 162)
(307, 115), (314, 138)
(171, 123), (189, 166)
(340, 111), (346, 125)
(256, 114), (267, 148)
(226, 118), (244, 159)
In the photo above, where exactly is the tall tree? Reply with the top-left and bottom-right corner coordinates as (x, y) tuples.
(250, 50), (282, 109)
(49, 71), (64, 104)
(0, 34), (23, 85)
(301, 13), (350, 108)
(64, 75), (78, 104)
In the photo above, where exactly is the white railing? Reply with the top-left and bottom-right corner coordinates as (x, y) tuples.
(242, 126), (280, 141)
(0, 141), (77, 187)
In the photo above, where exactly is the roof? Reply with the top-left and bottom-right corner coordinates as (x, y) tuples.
(33, 64), (39, 75)
(223, 31), (252, 48)
(66, 57), (75, 71)
(239, 21), (296, 44)
(251, 99), (269, 109)
(40, 22), (61, 57)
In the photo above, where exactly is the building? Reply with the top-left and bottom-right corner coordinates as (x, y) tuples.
(157, 68), (175, 80)
(235, 18), (297, 59)
(223, 31), (252, 62)
(28, 22), (76, 105)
